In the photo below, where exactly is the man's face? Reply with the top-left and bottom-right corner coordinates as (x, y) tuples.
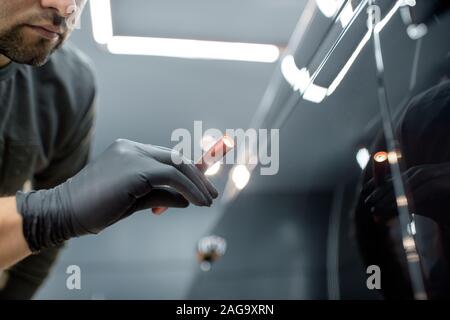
(0, 0), (87, 66)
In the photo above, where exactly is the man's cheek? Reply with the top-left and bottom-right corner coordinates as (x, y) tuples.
(20, 26), (40, 44)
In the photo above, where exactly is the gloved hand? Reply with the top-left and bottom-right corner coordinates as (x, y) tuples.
(363, 162), (450, 228)
(16, 139), (218, 253)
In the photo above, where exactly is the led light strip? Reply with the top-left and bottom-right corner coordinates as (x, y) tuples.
(106, 36), (280, 63)
(89, 0), (280, 63)
(282, 0), (414, 103)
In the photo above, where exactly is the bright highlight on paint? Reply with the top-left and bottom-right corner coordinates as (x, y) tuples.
(356, 148), (370, 169)
(283, 0), (416, 103)
(232, 165), (251, 190)
(205, 162), (221, 176)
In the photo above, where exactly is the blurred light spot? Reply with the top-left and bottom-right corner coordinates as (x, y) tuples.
(205, 162), (221, 176)
(374, 151), (388, 163)
(197, 236), (227, 271)
(407, 24), (428, 40)
(200, 261), (211, 272)
(397, 195), (408, 207)
(315, 0), (345, 18)
(232, 165), (251, 190)
(200, 135), (218, 151)
(407, 220), (416, 236)
(388, 151), (398, 164)
(356, 148), (370, 169)
(90, 0), (113, 44)
(223, 135), (235, 148)
(407, 253), (420, 262)
(403, 236), (416, 251)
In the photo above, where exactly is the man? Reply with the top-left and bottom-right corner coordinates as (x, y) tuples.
(0, 0), (218, 299)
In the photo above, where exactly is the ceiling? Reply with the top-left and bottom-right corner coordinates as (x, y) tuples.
(111, 0), (305, 45)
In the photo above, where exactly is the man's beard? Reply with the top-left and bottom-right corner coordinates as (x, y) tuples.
(0, 25), (64, 67)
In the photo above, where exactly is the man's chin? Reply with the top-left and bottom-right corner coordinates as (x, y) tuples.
(9, 42), (61, 66)
(8, 52), (49, 67)
(0, 26), (64, 67)
(23, 56), (50, 67)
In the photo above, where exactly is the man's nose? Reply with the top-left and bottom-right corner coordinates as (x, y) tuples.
(40, 0), (78, 18)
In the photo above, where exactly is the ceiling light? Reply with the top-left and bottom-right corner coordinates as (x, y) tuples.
(106, 36), (280, 63)
(89, 0), (113, 44)
(90, 0), (280, 63)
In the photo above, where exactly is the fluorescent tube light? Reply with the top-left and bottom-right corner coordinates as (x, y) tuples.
(90, 0), (280, 63)
(107, 36), (280, 63)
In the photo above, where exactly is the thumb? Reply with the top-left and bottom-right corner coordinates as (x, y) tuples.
(134, 187), (189, 212)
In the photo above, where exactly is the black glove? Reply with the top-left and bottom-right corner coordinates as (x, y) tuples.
(16, 139), (218, 252)
(363, 163), (450, 228)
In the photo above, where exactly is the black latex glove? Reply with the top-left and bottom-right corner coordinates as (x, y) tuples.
(363, 163), (450, 228)
(16, 139), (218, 252)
